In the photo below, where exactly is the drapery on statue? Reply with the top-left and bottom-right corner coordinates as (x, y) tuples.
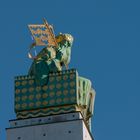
(27, 19), (95, 131)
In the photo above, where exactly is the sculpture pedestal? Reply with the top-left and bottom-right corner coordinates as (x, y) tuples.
(9, 69), (95, 139)
(6, 112), (93, 140)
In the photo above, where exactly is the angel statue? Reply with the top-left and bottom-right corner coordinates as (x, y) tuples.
(28, 19), (73, 85)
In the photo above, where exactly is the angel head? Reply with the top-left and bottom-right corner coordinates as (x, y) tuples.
(55, 33), (74, 47)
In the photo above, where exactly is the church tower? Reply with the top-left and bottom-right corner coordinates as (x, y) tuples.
(6, 19), (96, 140)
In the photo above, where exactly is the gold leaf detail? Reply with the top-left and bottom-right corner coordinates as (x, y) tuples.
(36, 101), (41, 106)
(29, 87), (34, 93)
(29, 95), (34, 100)
(63, 83), (68, 88)
(49, 77), (55, 82)
(21, 88), (27, 93)
(15, 81), (20, 87)
(29, 80), (34, 85)
(49, 92), (55, 97)
(15, 97), (20, 102)
(56, 76), (62, 81)
(49, 85), (55, 90)
(70, 74), (75, 79)
(42, 85), (48, 91)
(56, 91), (62, 96)
(36, 86), (41, 92)
(42, 93), (48, 98)
(22, 81), (27, 86)
(70, 89), (75, 94)
(43, 101), (48, 106)
(29, 102), (34, 107)
(15, 89), (20, 94)
(21, 103), (27, 109)
(49, 99), (55, 105)
(56, 83), (61, 89)
(63, 98), (69, 103)
(15, 104), (20, 109)
(70, 97), (76, 102)
(70, 81), (75, 87)
(63, 75), (68, 80)
(22, 96), (27, 101)
(36, 94), (41, 99)
(63, 90), (68, 95)
(56, 98), (62, 104)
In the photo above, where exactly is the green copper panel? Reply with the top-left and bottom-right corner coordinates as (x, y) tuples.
(15, 69), (78, 112)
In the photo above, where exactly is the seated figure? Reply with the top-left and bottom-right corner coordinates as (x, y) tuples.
(28, 33), (73, 85)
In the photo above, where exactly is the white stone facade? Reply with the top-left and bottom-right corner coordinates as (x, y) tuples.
(6, 113), (93, 140)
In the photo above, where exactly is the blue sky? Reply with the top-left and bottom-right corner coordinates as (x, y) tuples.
(0, 0), (140, 139)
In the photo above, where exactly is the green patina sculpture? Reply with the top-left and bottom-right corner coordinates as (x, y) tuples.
(14, 19), (95, 131)
(28, 33), (73, 85)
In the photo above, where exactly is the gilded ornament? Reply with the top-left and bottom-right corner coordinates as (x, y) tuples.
(70, 74), (75, 79)
(42, 93), (48, 98)
(22, 96), (27, 101)
(36, 101), (41, 107)
(56, 76), (62, 81)
(15, 104), (20, 109)
(56, 91), (62, 96)
(36, 86), (41, 92)
(49, 92), (55, 97)
(36, 94), (41, 99)
(29, 87), (34, 93)
(22, 81), (27, 86)
(63, 98), (69, 103)
(49, 77), (55, 82)
(49, 85), (55, 90)
(29, 95), (34, 100)
(63, 90), (68, 95)
(63, 75), (68, 80)
(21, 88), (27, 93)
(70, 89), (75, 94)
(28, 21), (58, 47)
(63, 82), (68, 88)
(15, 81), (20, 87)
(70, 81), (75, 87)
(15, 97), (20, 102)
(42, 85), (48, 91)
(56, 83), (62, 89)
(49, 99), (55, 105)
(21, 103), (27, 109)
(29, 102), (34, 107)
(15, 89), (20, 94)
(56, 98), (62, 104)
(43, 101), (48, 106)
(70, 97), (76, 102)
(29, 80), (34, 85)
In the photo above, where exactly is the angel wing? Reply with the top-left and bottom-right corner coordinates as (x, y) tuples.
(28, 18), (58, 47)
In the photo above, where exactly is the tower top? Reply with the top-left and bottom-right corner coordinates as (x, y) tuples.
(14, 19), (95, 132)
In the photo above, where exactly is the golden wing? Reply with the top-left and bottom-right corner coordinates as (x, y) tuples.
(28, 19), (58, 47)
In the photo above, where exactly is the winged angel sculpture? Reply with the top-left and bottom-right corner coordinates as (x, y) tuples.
(28, 19), (73, 85)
